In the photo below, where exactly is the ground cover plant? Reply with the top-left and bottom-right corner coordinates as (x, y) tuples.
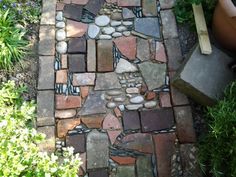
(198, 81), (236, 177)
(0, 81), (82, 177)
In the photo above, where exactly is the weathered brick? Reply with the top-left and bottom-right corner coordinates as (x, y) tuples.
(55, 109), (77, 119)
(161, 10), (178, 39)
(41, 0), (56, 25)
(57, 118), (81, 138)
(87, 40), (96, 72)
(160, 0), (176, 9)
(81, 115), (105, 128)
(66, 20), (88, 37)
(56, 95), (82, 109)
(37, 126), (55, 153)
(159, 92), (172, 107)
(61, 54), (68, 69)
(171, 85), (189, 106)
(38, 26), (55, 56)
(56, 70), (68, 84)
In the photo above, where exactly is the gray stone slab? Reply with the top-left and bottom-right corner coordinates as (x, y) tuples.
(38, 26), (55, 56)
(38, 56), (55, 90)
(95, 72), (121, 90)
(87, 129), (109, 169)
(37, 91), (55, 126)
(111, 166), (135, 177)
(138, 62), (166, 90)
(136, 155), (154, 177)
(172, 45), (236, 106)
(134, 18), (161, 39)
(41, 0), (56, 25)
(84, 0), (105, 16)
(79, 91), (106, 116)
(137, 38), (150, 61)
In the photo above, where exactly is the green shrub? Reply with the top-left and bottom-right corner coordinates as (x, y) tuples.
(198, 82), (236, 177)
(0, 10), (27, 70)
(0, 81), (82, 177)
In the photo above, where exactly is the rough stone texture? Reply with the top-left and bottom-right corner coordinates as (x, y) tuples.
(81, 115), (105, 128)
(136, 155), (154, 177)
(57, 118), (81, 138)
(68, 37), (87, 54)
(79, 91), (106, 115)
(56, 95), (81, 109)
(164, 38), (183, 71)
(160, 0), (176, 9)
(103, 113), (121, 130)
(66, 20), (88, 37)
(38, 56), (55, 90)
(117, 0), (141, 6)
(89, 169), (109, 177)
(172, 45), (235, 106)
(155, 42), (167, 63)
(122, 8), (136, 19)
(84, 0), (105, 15)
(174, 106), (196, 143)
(159, 92), (172, 107)
(115, 58), (138, 73)
(37, 91), (55, 126)
(56, 70), (68, 84)
(107, 130), (121, 144)
(97, 40), (114, 72)
(95, 72), (121, 90)
(138, 62), (166, 90)
(64, 4), (83, 21)
(142, 0), (157, 17)
(41, 0), (56, 25)
(68, 54), (86, 72)
(87, 40), (96, 72)
(38, 26), (55, 56)
(137, 38), (150, 61)
(73, 73), (95, 86)
(116, 133), (154, 153)
(114, 36), (137, 60)
(66, 134), (86, 153)
(55, 109), (77, 119)
(37, 126), (55, 153)
(140, 109), (175, 132)
(161, 10), (178, 39)
(134, 18), (161, 38)
(153, 133), (176, 177)
(122, 111), (140, 131)
(87, 129), (109, 169)
(111, 156), (136, 165)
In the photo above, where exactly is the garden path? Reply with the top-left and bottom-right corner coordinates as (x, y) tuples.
(37, 0), (201, 177)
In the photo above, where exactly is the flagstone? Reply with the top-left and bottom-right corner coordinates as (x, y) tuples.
(66, 20), (88, 37)
(95, 72), (121, 90)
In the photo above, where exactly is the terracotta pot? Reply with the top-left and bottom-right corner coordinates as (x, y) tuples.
(212, 0), (236, 51)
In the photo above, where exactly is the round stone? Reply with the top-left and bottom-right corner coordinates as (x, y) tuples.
(114, 97), (126, 102)
(125, 104), (143, 110)
(116, 26), (127, 32)
(88, 24), (100, 39)
(107, 102), (116, 109)
(126, 88), (139, 94)
(144, 101), (157, 108)
(56, 41), (67, 54)
(123, 31), (131, 36)
(56, 11), (63, 21)
(99, 34), (112, 40)
(102, 27), (115, 35)
(111, 20), (122, 26)
(56, 22), (65, 28)
(118, 104), (125, 111)
(95, 15), (111, 27)
(107, 90), (123, 96)
(130, 96), (144, 104)
(122, 21), (133, 26)
(112, 32), (122, 37)
(56, 29), (66, 41)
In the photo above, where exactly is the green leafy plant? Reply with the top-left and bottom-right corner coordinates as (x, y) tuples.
(0, 81), (82, 176)
(198, 81), (236, 177)
(0, 10), (27, 70)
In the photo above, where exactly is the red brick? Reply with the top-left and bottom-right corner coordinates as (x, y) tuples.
(57, 118), (81, 138)
(81, 115), (104, 128)
(66, 20), (88, 37)
(111, 156), (136, 165)
(114, 107), (122, 117)
(80, 86), (89, 98)
(56, 70), (68, 84)
(155, 42), (167, 63)
(103, 114), (121, 130)
(171, 86), (189, 106)
(107, 130), (121, 144)
(159, 92), (172, 107)
(153, 133), (176, 177)
(56, 95), (81, 109)
(61, 55), (68, 69)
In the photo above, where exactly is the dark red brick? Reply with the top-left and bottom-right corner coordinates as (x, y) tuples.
(122, 111), (140, 131)
(68, 54), (86, 72)
(63, 4), (83, 21)
(56, 95), (81, 109)
(68, 37), (86, 54)
(66, 134), (86, 153)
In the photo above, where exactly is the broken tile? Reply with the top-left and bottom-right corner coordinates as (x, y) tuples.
(155, 42), (167, 63)
(81, 115), (105, 128)
(111, 156), (136, 165)
(103, 113), (121, 130)
(107, 130), (121, 144)
(66, 20), (88, 37)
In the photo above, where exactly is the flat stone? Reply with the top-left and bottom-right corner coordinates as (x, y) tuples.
(95, 72), (121, 90)
(114, 97), (126, 102)
(112, 32), (122, 37)
(130, 96), (144, 104)
(155, 42), (167, 63)
(68, 54), (86, 72)
(116, 133), (154, 153)
(95, 15), (111, 26)
(68, 37), (86, 54)
(87, 130), (109, 169)
(87, 40), (96, 72)
(114, 107), (122, 117)
(81, 115), (105, 128)
(114, 36), (137, 60)
(56, 95), (81, 109)
(63, 4), (83, 21)
(126, 88), (139, 94)
(172, 45), (235, 106)
(123, 21), (133, 26)
(111, 156), (136, 165)
(115, 58), (138, 73)
(38, 26), (55, 55)
(111, 12), (123, 20)
(102, 26), (115, 35)
(144, 101), (157, 108)
(107, 130), (121, 144)
(38, 56), (55, 90)
(134, 18), (161, 38)
(37, 91), (55, 126)
(123, 31), (131, 36)
(161, 10), (178, 39)
(174, 106), (196, 143)
(140, 109), (175, 132)
(84, 0), (105, 15)
(88, 24), (100, 39)
(160, 0), (176, 9)
(116, 26), (127, 32)
(66, 20), (88, 37)
(111, 20), (122, 26)
(107, 90), (123, 96)
(79, 91), (106, 115)
(122, 8), (135, 19)
(99, 34), (112, 40)
(125, 104), (143, 110)
(137, 38), (150, 61)
(80, 86), (89, 98)
(153, 133), (176, 177)
(107, 102), (117, 108)
(138, 62), (166, 90)
(55, 109), (76, 119)
(57, 118), (81, 138)
(142, 0), (157, 17)
(56, 70), (68, 84)
(122, 111), (140, 131)
(37, 126), (55, 153)
(103, 113), (121, 130)
(56, 41), (67, 54)
(72, 0), (89, 4)
(41, 0), (56, 25)
(56, 21), (66, 28)
(111, 166), (135, 177)
(159, 92), (172, 107)
(89, 169), (109, 177)
(117, 0), (141, 6)
(56, 11), (63, 21)
(73, 73), (95, 86)
(136, 155), (154, 177)
(97, 40), (114, 72)
(66, 133), (86, 153)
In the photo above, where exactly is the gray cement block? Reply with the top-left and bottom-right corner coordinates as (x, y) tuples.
(172, 45), (235, 106)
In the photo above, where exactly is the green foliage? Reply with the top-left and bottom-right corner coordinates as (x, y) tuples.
(0, 81), (82, 177)
(198, 82), (236, 177)
(0, 10), (27, 70)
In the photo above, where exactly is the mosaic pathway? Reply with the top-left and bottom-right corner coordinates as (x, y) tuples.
(37, 0), (202, 177)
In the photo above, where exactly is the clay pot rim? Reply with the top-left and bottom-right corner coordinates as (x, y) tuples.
(219, 0), (236, 17)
